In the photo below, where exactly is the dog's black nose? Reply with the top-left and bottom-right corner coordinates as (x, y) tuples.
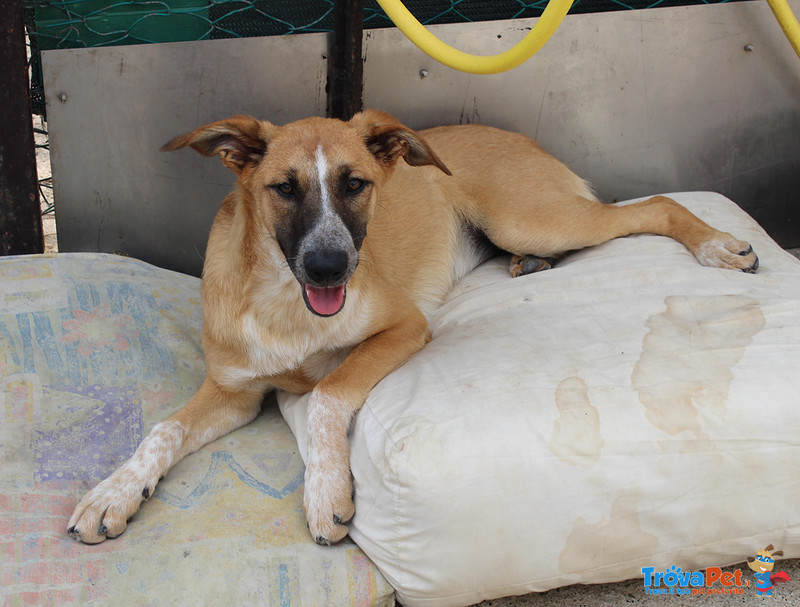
(304, 249), (348, 284)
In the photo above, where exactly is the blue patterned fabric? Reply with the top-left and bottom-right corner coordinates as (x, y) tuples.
(1, 253), (393, 606)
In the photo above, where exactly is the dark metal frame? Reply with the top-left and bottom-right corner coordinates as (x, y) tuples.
(327, 0), (365, 120)
(0, 0), (44, 255)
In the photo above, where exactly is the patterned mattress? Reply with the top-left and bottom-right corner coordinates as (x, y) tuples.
(0, 253), (394, 606)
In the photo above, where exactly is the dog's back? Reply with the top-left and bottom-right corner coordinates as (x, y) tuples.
(361, 124), (596, 314)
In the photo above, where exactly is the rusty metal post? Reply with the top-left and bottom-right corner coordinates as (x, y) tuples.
(327, 0), (364, 120)
(0, 0), (44, 255)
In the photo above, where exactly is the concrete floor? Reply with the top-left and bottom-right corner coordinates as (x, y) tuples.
(34, 118), (798, 607)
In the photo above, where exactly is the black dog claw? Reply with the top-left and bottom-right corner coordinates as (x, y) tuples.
(741, 256), (759, 273)
(98, 525), (107, 535)
(315, 535), (330, 546)
(739, 245), (753, 256)
(67, 526), (77, 535)
(142, 487), (150, 499)
(333, 515), (341, 524)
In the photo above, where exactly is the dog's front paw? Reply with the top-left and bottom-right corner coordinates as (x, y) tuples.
(67, 464), (156, 544)
(67, 420), (184, 543)
(694, 235), (759, 273)
(303, 455), (355, 545)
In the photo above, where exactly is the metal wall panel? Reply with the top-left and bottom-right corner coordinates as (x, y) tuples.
(43, 35), (328, 275)
(362, 1), (800, 246)
(43, 2), (800, 275)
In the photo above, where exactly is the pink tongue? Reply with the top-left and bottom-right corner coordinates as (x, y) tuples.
(305, 284), (346, 315)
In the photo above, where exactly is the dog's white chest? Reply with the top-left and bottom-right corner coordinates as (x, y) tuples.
(215, 283), (371, 389)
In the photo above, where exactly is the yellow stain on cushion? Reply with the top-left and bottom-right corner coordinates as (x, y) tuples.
(549, 376), (603, 467)
(633, 295), (765, 439)
(558, 491), (658, 576)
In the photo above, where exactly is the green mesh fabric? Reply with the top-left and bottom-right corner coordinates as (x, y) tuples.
(25, 0), (747, 49)
(23, 0), (746, 114)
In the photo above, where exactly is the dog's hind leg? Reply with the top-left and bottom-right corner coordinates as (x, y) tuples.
(68, 377), (265, 544)
(482, 195), (759, 274)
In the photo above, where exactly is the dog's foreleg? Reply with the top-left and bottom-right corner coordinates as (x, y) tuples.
(304, 306), (430, 545)
(68, 376), (265, 544)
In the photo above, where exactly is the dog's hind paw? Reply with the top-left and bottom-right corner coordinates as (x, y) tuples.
(509, 254), (552, 277)
(693, 235), (759, 273)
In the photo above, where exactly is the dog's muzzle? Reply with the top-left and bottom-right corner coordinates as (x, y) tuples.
(301, 249), (352, 317)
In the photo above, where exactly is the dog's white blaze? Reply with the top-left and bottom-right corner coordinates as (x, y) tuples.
(315, 144), (331, 212)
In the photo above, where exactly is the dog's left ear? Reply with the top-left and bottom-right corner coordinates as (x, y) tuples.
(161, 115), (275, 175)
(350, 109), (451, 175)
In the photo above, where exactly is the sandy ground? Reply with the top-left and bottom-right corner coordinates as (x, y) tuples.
(33, 119), (798, 606)
(34, 115), (57, 254)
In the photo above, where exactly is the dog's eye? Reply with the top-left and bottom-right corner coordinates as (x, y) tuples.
(347, 178), (366, 194)
(275, 183), (294, 198)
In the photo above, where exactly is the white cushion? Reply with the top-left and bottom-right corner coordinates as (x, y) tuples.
(278, 192), (800, 606)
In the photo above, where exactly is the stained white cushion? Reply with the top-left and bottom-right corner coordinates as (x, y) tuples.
(278, 192), (800, 606)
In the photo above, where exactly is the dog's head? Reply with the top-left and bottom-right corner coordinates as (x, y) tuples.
(162, 110), (450, 317)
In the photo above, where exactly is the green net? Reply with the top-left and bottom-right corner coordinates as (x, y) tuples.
(25, 0), (748, 49)
(24, 0), (746, 114)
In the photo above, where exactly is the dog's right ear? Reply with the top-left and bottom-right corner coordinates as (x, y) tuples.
(349, 109), (451, 175)
(161, 115), (274, 175)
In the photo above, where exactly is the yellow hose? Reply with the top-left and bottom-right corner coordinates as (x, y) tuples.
(766, 0), (800, 59)
(375, 0), (572, 74)
(377, 0), (800, 73)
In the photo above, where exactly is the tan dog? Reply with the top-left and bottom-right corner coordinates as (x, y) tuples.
(68, 110), (759, 545)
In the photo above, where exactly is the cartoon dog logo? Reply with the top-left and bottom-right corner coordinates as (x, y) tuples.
(747, 545), (791, 596)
